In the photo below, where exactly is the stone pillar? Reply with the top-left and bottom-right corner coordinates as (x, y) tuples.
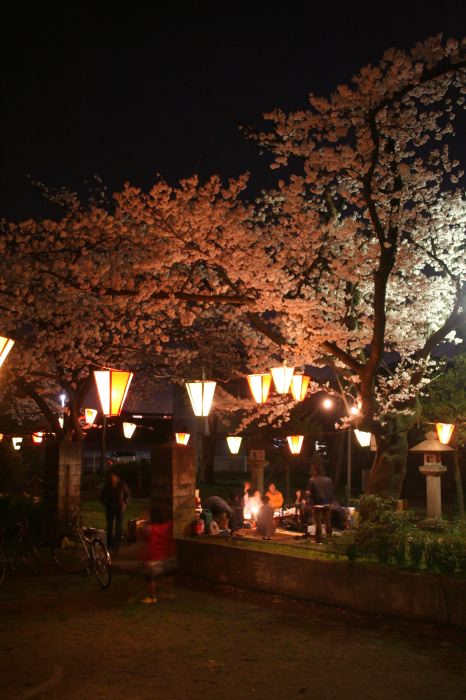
(43, 441), (83, 541)
(247, 449), (268, 494)
(419, 464), (447, 521)
(151, 443), (196, 538)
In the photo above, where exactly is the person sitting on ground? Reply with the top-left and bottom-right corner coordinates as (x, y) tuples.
(256, 495), (276, 540)
(265, 483), (284, 510)
(209, 511), (230, 536)
(140, 507), (177, 604)
(204, 495), (233, 519)
(309, 464), (334, 543)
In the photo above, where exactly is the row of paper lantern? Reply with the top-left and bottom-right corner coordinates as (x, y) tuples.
(2, 357), (456, 453)
(184, 366), (312, 419)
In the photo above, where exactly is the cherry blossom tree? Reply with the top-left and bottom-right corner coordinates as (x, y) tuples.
(242, 34), (466, 496)
(1, 36), (465, 501)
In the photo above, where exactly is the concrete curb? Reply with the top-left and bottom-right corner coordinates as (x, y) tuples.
(176, 538), (466, 627)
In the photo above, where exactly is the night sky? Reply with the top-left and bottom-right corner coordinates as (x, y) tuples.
(2, 1), (466, 221)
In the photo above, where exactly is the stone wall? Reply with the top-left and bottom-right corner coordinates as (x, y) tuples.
(176, 538), (466, 627)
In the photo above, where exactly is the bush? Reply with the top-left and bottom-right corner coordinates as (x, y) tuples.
(351, 495), (417, 566)
(342, 501), (466, 576)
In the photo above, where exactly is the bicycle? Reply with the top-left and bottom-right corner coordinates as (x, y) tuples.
(52, 508), (111, 589)
(0, 513), (41, 585)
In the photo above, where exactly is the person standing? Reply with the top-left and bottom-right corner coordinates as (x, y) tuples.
(100, 469), (130, 550)
(309, 464), (334, 543)
(256, 495), (276, 540)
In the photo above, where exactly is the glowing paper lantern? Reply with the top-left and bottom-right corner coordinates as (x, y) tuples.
(185, 380), (216, 417)
(436, 423), (454, 446)
(175, 432), (190, 445)
(32, 432), (43, 444)
(287, 435), (304, 455)
(12, 437), (22, 450)
(0, 434), (3, 442)
(84, 408), (98, 425)
(271, 366), (295, 394)
(94, 369), (134, 416)
(247, 374), (272, 404)
(227, 436), (242, 454)
(290, 374), (310, 401)
(0, 336), (14, 368)
(122, 422), (137, 439)
(354, 430), (371, 447)
(58, 417), (64, 428)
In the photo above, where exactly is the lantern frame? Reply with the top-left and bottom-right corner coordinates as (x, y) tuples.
(122, 422), (137, 439)
(94, 369), (134, 417)
(436, 423), (454, 446)
(287, 435), (304, 455)
(0, 336), (14, 368)
(271, 366), (295, 394)
(185, 380), (216, 417)
(12, 436), (23, 450)
(247, 373), (272, 404)
(354, 429), (371, 447)
(226, 436), (242, 454)
(84, 408), (98, 425)
(290, 374), (310, 401)
(175, 432), (190, 445)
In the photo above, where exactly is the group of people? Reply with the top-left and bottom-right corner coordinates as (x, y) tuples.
(203, 463), (338, 544)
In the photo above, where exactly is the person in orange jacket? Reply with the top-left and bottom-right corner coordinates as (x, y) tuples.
(265, 483), (284, 510)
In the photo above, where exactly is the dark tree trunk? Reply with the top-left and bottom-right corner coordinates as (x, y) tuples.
(366, 414), (416, 498)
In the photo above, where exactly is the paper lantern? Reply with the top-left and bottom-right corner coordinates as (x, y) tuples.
(290, 374), (310, 401)
(94, 369), (133, 416)
(0, 336), (14, 368)
(84, 408), (98, 425)
(12, 437), (23, 450)
(123, 422), (137, 439)
(271, 366), (295, 394)
(58, 417), (64, 428)
(185, 380), (216, 417)
(32, 432), (43, 444)
(354, 430), (371, 447)
(287, 435), (304, 454)
(0, 434), (3, 442)
(436, 423), (454, 446)
(226, 436), (242, 454)
(247, 374), (272, 403)
(175, 432), (190, 445)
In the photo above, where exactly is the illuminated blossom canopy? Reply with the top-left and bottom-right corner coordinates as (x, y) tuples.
(0, 35), (465, 497)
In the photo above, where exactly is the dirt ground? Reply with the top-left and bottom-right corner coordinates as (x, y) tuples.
(1, 557), (466, 700)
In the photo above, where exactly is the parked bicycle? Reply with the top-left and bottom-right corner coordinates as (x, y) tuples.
(52, 508), (111, 589)
(0, 513), (41, 585)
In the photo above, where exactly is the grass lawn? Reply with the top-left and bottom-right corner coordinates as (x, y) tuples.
(81, 498), (149, 530)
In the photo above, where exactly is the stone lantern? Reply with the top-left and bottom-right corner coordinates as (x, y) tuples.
(410, 431), (453, 523)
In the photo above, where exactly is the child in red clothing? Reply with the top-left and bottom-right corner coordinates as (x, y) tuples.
(141, 509), (177, 604)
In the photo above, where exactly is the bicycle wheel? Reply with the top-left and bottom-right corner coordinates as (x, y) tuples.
(52, 532), (88, 573)
(0, 542), (8, 585)
(17, 537), (41, 575)
(91, 538), (111, 589)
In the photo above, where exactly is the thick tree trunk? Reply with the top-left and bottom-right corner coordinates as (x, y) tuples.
(366, 414), (415, 498)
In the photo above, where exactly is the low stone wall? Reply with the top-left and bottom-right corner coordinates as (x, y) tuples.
(176, 538), (466, 627)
